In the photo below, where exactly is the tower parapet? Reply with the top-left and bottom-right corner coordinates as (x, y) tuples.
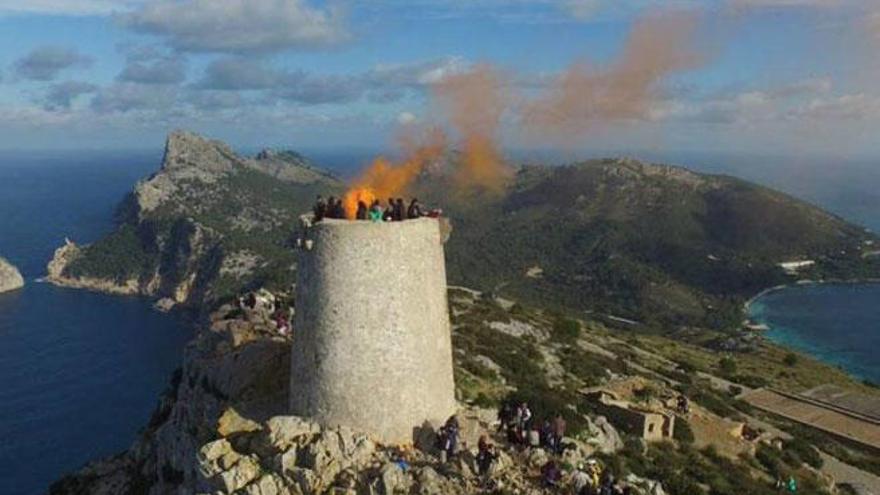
(290, 217), (456, 443)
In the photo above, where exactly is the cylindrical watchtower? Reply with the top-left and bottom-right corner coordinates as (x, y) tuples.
(290, 217), (456, 443)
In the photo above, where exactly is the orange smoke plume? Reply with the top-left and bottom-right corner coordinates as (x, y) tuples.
(434, 64), (512, 192)
(524, 11), (706, 138)
(342, 128), (446, 219)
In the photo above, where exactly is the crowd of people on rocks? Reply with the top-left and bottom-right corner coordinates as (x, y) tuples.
(238, 290), (291, 336)
(432, 401), (641, 494)
(311, 195), (439, 223)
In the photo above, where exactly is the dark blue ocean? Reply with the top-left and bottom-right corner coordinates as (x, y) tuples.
(0, 152), (192, 495)
(0, 148), (877, 494)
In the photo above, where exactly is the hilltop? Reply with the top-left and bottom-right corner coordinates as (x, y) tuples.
(416, 157), (878, 331)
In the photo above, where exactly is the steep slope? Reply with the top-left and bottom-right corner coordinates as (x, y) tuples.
(47, 131), (345, 306)
(416, 158), (878, 331)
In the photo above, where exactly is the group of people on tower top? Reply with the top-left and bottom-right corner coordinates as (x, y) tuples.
(312, 195), (433, 223)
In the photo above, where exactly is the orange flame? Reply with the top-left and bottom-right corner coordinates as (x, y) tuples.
(342, 128), (446, 219)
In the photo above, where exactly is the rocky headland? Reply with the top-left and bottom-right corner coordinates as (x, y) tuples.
(0, 256), (24, 293)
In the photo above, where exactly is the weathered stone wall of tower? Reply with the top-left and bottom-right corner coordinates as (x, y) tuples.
(290, 217), (456, 443)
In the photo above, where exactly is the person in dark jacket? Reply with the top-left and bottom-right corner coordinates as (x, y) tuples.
(407, 198), (423, 219)
(476, 435), (497, 476)
(312, 195), (326, 221)
(383, 197), (395, 221)
(394, 198), (405, 221)
(551, 413), (567, 454)
(334, 199), (345, 219)
(324, 196), (336, 218)
(356, 201), (368, 220)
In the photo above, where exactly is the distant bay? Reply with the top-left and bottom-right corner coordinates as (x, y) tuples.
(748, 283), (880, 384)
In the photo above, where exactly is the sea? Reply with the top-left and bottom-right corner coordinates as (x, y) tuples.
(0, 148), (877, 494)
(0, 151), (192, 495)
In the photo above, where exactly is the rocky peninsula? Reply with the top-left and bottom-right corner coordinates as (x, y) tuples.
(0, 256), (24, 293)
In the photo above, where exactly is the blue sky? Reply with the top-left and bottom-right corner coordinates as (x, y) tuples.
(0, 0), (877, 157)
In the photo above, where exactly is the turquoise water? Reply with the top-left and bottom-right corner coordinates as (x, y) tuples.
(749, 283), (880, 384)
(0, 152), (192, 495)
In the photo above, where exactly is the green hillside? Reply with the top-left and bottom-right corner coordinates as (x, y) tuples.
(418, 158), (878, 331)
(59, 134), (878, 328)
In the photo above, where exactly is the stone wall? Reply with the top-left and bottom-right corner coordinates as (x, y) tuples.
(290, 217), (456, 443)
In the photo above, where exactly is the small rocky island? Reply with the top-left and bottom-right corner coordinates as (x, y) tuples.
(0, 256), (24, 294)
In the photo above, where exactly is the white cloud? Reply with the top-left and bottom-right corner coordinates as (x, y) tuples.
(397, 111), (417, 124)
(0, 0), (140, 16)
(124, 0), (348, 54)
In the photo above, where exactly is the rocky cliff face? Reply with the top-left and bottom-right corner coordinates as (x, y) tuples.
(0, 256), (24, 293)
(50, 290), (639, 495)
(46, 131), (344, 307)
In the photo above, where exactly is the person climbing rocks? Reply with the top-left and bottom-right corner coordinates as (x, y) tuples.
(541, 460), (562, 488)
(787, 476), (797, 493)
(369, 200), (383, 222)
(356, 201), (368, 220)
(313, 195), (326, 222)
(436, 415), (460, 462)
(407, 198), (423, 219)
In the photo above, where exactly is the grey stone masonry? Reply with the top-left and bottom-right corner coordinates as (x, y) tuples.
(290, 217), (457, 444)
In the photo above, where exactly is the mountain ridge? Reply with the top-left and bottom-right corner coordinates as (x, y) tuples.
(46, 131), (879, 327)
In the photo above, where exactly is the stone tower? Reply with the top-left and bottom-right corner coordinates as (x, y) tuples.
(290, 217), (456, 443)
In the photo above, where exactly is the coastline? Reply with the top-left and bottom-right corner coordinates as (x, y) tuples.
(744, 278), (880, 313)
(745, 279), (880, 385)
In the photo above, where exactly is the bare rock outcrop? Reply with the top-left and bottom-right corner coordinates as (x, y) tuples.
(0, 256), (24, 293)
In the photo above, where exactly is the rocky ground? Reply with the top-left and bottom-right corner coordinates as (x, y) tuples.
(0, 255), (24, 293)
(51, 285), (856, 495)
(49, 290), (676, 495)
